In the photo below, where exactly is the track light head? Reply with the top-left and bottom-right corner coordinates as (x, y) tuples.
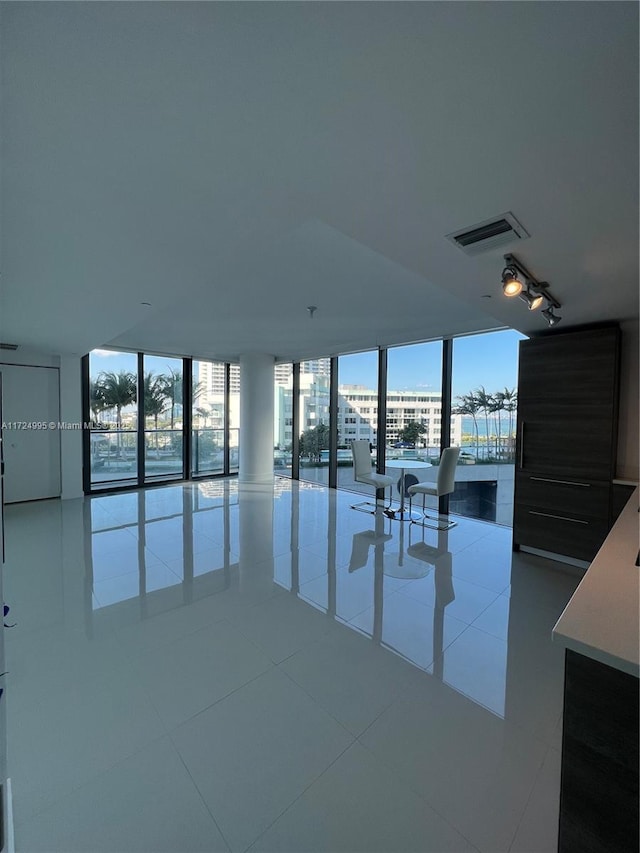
(519, 288), (544, 311)
(501, 265), (522, 297)
(542, 306), (562, 326)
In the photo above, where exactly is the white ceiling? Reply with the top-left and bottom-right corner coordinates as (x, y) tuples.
(1, 1), (638, 362)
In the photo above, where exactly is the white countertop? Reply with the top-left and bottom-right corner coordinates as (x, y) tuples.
(553, 488), (639, 677)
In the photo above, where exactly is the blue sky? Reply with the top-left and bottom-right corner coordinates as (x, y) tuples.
(90, 329), (525, 397)
(338, 329), (525, 397)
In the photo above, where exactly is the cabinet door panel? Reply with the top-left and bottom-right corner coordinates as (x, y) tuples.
(514, 504), (609, 561)
(518, 418), (613, 481)
(515, 474), (610, 520)
(518, 328), (619, 411)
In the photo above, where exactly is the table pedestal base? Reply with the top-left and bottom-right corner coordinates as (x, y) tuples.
(384, 506), (423, 522)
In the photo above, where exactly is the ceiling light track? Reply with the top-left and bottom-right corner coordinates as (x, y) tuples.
(500, 254), (562, 327)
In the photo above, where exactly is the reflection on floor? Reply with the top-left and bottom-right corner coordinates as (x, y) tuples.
(4, 477), (581, 853)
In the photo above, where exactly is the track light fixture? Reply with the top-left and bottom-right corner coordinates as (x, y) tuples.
(542, 305), (562, 326)
(500, 254), (562, 325)
(519, 288), (545, 311)
(501, 265), (522, 297)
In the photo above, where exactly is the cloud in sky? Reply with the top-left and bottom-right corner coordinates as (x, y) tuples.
(92, 349), (119, 357)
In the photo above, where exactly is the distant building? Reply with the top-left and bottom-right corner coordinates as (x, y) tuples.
(194, 361), (241, 431)
(274, 363), (292, 385)
(197, 361), (240, 396)
(336, 384), (461, 449)
(274, 368), (461, 451)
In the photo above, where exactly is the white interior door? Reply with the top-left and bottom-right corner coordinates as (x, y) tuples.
(0, 365), (61, 502)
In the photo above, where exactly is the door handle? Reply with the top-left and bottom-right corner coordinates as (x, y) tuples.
(529, 476), (591, 487)
(529, 510), (589, 525)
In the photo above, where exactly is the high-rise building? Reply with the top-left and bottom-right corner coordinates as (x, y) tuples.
(300, 359), (330, 377)
(197, 361), (240, 397)
(274, 363), (292, 385)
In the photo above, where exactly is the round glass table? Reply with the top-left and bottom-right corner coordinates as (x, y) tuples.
(384, 459), (432, 521)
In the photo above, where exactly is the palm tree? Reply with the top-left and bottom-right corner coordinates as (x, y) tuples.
(89, 378), (107, 425)
(158, 371), (206, 432)
(474, 386), (493, 460)
(99, 370), (137, 458)
(453, 394), (480, 460)
(490, 391), (506, 458)
(143, 372), (168, 456)
(161, 368), (182, 430)
(502, 387), (518, 461)
(192, 378), (205, 406)
(195, 406), (210, 428)
(502, 387), (517, 438)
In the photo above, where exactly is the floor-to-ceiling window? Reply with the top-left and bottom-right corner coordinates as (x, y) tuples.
(386, 341), (444, 457)
(228, 364), (241, 474)
(385, 341), (444, 507)
(88, 349), (138, 489)
(85, 332), (522, 517)
(274, 363), (293, 476)
(192, 360), (226, 477)
(143, 355), (184, 483)
(451, 330), (525, 524)
(85, 351), (240, 493)
(337, 350), (378, 495)
(298, 358), (331, 487)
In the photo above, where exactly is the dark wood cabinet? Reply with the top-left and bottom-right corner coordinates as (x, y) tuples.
(559, 650), (639, 853)
(513, 326), (620, 561)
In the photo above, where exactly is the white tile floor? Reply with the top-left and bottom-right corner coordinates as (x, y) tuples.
(3, 478), (581, 853)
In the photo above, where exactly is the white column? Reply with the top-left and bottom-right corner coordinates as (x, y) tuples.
(238, 353), (274, 484)
(59, 355), (84, 499)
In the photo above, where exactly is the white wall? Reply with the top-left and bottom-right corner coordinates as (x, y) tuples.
(617, 319), (639, 481)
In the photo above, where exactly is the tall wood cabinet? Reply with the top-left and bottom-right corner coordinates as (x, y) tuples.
(0, 378), (7, 850)
(513, 325), (621, 562)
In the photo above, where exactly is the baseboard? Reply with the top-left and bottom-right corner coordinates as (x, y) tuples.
(519, 545), (589, 572)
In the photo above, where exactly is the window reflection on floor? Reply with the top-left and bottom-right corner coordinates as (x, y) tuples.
(83, 478), (549, 720)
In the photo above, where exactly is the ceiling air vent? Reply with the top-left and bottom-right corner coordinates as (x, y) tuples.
(446, 212), (530, 256)
(0, 343), (18, 351)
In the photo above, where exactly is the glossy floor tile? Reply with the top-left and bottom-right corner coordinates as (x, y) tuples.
(250, 742), (477, 853)
(172, 668), (354, 852)
(509, 747), (562, 853)
(2, 477), (581, 852)
(360, 681), (549, 853)
(15, 737), (229, 852)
